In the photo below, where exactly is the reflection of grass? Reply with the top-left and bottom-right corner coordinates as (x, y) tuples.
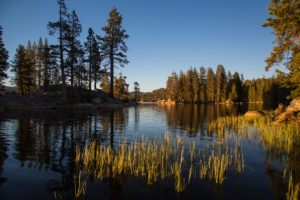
(209, 115), (300, 200)
(74, 132), (244, 196)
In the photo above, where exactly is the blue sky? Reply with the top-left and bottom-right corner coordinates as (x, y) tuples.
(0, 0), (277, 92)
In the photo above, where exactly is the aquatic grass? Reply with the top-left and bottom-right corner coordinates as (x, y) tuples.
(209, 115), (300, 200)
(287, 172), (300, 200)
(74, 132), (244, 194)
(74, 171), (88, 199)
(208, 115), (300, 155)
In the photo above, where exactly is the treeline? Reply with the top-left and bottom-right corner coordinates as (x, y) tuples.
(161, 65), (289, 104)
(3, 0), (130, 98)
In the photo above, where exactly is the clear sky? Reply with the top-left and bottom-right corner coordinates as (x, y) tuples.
(0, 0), (277, 92)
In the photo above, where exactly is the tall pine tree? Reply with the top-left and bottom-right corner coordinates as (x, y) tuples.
(101, 7), (129, 97)
(216, 65), (227, 102)
(42, 38), (50, 88)
(199, 67), (207, 103)
(192, 68), (200, 103)
(36, 37), (43, 87)
(48, 0), (68, 97)
(11, 45), (26, 95)
(0, 26), (9, 85)
(206, 68), (215, 102)
(85, 28), (101, 91)
(66, 10), (82, 88)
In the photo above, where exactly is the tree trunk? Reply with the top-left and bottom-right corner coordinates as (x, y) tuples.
(59, 3), (66, 99)
(109, 45), (114, 97)
(89, 43), (92, 93)
(94, 73), (97, 90)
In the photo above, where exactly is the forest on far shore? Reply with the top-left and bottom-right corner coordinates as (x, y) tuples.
(139, 65), (290, 104)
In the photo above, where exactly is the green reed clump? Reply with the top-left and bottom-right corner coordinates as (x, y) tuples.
(74, 132), (244, 195)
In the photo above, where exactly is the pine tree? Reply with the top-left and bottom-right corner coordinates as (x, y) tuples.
(11, 42), (35, 95)
(74, 56), (87, 88)
(206, 68), (215, 102)
(11, 45), (26, 95)
(92, 35), (101, 90)
(36, 37), (43, 87)
(192, 68), (200, 103)
(101, 7), (129, 97)
(66, 10), (82, 88)
(133, 81), (140, 102)
(48, 0), (68, 97)
(114, 73), (129, 99)
(42, 38), (50, 88)
(229, 83), (238, 101)
(256, 79), (264, 103)
(32, 42), (37, 87)
(166, 71), (178, 100)
(178, 71), (185, 101)
(262, 0), (300, 98)
(24, 41), (36, 94)
(216, 65), (227, 102)
(185, 68), (193, 103)
(100, 67), (110, 93)
(48, 46), (60, 85)
(199, 67), (207, 103)
(0, 26), (9, 85)
(85, 28), (101, 91)
(248, 83), (256, 102)
(226, 70), (232, 100)
(232, 72), (243, 101)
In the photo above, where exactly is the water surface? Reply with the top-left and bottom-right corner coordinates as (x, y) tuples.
(0, 103), (295, 200)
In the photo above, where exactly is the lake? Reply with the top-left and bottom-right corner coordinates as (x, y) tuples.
(0, 103), (298, 200)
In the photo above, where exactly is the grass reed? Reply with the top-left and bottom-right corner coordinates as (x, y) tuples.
(74, 132), (244, 196)
(209, 115), (300, 200)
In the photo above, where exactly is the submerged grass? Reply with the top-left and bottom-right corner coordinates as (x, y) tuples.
(74, 132), (244, 197)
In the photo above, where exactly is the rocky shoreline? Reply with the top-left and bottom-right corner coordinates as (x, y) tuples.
(0, 86), (135, 112)
(243, 99), (300, 124)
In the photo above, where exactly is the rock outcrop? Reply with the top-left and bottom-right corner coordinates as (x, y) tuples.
(274, 103), (285, 115)
(156, 99), (176, 105)
(273, 99), (300, 124)
(244, 110), (265, 117)
(0, 85), (125, 111)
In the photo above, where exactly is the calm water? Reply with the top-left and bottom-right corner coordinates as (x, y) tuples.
(0, 104), (294, 200)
